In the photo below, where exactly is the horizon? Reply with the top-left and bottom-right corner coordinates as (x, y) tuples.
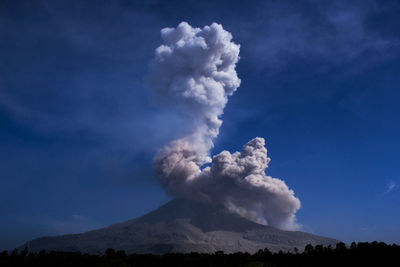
(1, 0), (400, 251)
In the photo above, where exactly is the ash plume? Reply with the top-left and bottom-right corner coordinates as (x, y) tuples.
(149, 22), (300, 230)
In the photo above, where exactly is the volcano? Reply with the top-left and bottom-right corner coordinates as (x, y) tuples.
(22, 199), (338, 254)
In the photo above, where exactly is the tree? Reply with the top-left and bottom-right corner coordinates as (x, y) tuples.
(305, 244), (314, 253)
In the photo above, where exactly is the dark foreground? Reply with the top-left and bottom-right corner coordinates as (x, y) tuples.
(2, 242), (399, 267)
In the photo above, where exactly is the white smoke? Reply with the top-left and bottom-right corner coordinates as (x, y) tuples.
(149, 22), (300, 230)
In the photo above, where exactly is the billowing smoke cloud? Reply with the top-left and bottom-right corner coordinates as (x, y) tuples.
(149, 22), (300, 230)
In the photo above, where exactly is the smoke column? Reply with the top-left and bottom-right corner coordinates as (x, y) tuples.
(149, 22), (300, 230)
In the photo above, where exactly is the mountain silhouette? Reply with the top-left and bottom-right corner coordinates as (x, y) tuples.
(22, 199), (338, 254)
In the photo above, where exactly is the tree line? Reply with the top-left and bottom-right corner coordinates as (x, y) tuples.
(1, 241), (399, 266)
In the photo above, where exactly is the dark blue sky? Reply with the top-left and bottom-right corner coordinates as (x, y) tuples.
(1, 0), (400, 250)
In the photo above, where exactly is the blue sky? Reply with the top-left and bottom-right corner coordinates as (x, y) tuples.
(1, 0), (400, 250)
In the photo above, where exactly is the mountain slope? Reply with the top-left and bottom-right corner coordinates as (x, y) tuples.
(22, 199), (339, 254)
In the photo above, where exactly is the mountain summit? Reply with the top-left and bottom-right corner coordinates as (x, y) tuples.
(22, 199), (338, 254)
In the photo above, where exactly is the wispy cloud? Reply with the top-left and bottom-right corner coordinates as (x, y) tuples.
(38, 214), (102, 235)
(383, 181), (397, 195)
(236, 0), (400, 72)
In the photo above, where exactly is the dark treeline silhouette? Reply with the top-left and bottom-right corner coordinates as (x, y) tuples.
(1, 242), (400, 266)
